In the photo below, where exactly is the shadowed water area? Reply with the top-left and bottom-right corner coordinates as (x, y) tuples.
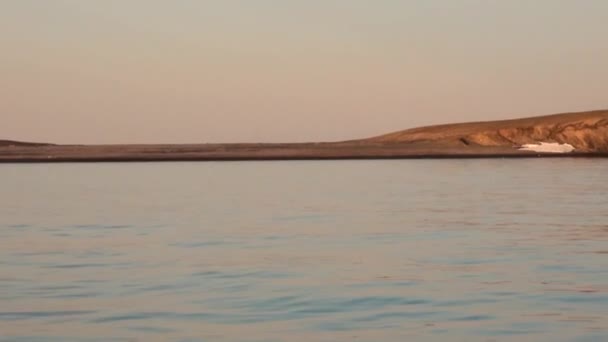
(1, 160), (607, 341)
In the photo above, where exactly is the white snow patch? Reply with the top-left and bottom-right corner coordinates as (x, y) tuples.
(518, 142), (575, 153)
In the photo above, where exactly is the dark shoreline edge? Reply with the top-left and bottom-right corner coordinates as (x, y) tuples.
(2, 139), (608, 164)
(2, 153), (608, 163)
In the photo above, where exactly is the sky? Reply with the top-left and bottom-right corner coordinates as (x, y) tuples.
(1, 0), (607, 144)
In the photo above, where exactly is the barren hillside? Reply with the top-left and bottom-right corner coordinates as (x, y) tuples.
(367, 110), (608, 152)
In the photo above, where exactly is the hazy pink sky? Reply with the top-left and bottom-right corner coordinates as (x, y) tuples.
(2, 0), (607, 144)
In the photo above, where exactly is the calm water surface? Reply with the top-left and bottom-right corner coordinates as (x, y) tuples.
(1, 160), (607, 342)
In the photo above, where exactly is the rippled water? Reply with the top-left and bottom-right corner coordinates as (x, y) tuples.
(1, 160), (607, 342)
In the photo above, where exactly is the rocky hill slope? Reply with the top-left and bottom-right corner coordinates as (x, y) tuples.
(367, 110), (608, 152)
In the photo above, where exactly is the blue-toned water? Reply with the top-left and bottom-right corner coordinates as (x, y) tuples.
(1, 160), (607, 342)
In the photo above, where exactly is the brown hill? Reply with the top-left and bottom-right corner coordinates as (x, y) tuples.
(366, 110), (608, 152)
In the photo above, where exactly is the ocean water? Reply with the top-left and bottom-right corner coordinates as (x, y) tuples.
(1, 159), (607, 342)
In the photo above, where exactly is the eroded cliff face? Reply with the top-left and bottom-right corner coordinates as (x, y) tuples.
(466, 117), (608, 151)
(368, 110), (608, 152)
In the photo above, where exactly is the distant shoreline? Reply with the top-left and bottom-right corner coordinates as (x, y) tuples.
(2, 109), (606, 163)
(1, 142), (607, 164)
(3, 155), (608, 164)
